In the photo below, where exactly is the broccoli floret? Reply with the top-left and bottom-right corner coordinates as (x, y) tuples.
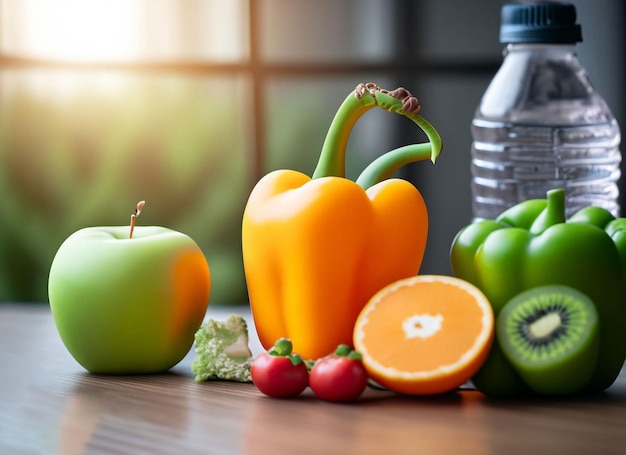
(191, 314), (253, 382)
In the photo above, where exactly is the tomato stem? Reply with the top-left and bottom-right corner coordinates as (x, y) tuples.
(333, 344), (363, 361)
(334, 344), (352, 356)
(269, 337), (293, 357)
(268, 338), (303, 366)
(347, 351), (363, 361)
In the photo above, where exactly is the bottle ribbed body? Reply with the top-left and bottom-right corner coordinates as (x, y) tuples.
(471, 44), (621, 219)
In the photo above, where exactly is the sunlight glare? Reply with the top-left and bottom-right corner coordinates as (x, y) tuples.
(8, 0), (142, 62)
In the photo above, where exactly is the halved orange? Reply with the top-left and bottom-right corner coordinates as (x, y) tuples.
(353, 275), (494, 395)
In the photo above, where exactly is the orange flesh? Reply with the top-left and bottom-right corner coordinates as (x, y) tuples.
(361, 281), (485, 373)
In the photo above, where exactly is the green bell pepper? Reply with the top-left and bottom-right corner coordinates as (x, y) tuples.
(451, 189), (626, 396)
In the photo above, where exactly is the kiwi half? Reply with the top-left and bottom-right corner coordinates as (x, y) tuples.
(496, 285), (600, 395)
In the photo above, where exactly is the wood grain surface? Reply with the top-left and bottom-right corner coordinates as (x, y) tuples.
(1, 303), (625, 455)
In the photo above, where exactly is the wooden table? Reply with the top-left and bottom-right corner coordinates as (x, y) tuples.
(1, 303), (625, 455)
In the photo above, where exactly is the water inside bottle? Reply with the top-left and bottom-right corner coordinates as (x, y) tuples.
(471, 118), (621, 220)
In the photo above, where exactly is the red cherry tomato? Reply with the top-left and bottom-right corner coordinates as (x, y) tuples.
(309, 345), (369, 402)
(251, 338), (309, 398)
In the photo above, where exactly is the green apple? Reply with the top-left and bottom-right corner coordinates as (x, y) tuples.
(48, 225), (211, 374)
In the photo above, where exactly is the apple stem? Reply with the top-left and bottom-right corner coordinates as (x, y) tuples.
(129, 200), (145, 239)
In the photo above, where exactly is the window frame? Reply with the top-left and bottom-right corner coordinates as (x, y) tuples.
(0, 0), (500, 191)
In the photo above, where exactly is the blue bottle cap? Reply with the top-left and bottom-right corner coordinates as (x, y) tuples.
(500, 2), (583, 44)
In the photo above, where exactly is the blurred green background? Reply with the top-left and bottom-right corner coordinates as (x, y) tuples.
(0, 71), (249, 303)
(1, 0), (623, 304)
(0, 70), (376, 304)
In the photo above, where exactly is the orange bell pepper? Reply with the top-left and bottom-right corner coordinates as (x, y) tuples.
(242, 83), (443, 360)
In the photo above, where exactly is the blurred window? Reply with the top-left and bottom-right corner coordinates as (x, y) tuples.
(0, 0), (500, 303)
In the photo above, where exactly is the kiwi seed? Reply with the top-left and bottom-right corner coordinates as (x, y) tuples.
(496, 285), (600, 395)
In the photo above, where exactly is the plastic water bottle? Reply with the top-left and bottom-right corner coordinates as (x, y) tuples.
(471, 2), (621, 220)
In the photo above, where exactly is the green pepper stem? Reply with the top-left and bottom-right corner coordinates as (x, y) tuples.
(530, 189), (567, 234)
(312, 84), (442, 187)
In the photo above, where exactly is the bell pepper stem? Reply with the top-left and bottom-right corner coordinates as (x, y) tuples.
(530, 189), (567, 234)
(356, 111), (442, 189)
(312, 90), (377, 179)
(312, 83), (442, 186)
(356, 143), (432, 188)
